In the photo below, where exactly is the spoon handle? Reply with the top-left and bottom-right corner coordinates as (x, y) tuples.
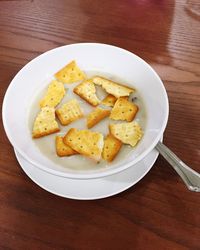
(156, 141), (200, 192)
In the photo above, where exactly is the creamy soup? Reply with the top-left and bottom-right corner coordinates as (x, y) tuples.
(28, 72), (147, 171)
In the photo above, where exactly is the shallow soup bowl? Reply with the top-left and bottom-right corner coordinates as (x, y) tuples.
(2, 43), (169, 180)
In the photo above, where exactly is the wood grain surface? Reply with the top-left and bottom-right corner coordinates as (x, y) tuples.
(0, 0), (200, 249)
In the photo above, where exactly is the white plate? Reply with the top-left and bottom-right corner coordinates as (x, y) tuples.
(14, 146), (159, 200)
(3, 43), (169, 179)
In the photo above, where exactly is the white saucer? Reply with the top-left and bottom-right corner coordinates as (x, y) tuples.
(14, 147), (159, 200)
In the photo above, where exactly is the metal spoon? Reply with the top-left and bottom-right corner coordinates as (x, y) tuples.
(156, 141), (200, 192)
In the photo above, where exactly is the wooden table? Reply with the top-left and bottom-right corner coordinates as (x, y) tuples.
(0, 1), (199, 249)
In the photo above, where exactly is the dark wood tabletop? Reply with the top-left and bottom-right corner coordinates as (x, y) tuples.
(0, 0), (200, 249)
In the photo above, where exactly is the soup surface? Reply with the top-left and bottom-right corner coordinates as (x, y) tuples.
(28, 71), (147, 171)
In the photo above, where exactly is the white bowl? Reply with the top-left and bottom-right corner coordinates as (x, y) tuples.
(2, 43), (169, 179)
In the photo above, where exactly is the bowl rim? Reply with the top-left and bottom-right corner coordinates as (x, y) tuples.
(2, 42), (169, 179)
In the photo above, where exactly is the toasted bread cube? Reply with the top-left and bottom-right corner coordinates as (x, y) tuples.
(63, 128), (104, 161)
(55, 136), (77, 157)
(54, 60), (86, 84)
(101, 94), (117, 107)
(110, 97), (138, 122)
(73, 79), (100, 106)
(102, 134), (122, 162)
(56, 99), (84, 126)
(87, 108), (110, 129)
(32, 107), (60, 138)
(109, 122), (143, 147)
(93, 76), (135, 98)
(39, 80), (66, 108)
